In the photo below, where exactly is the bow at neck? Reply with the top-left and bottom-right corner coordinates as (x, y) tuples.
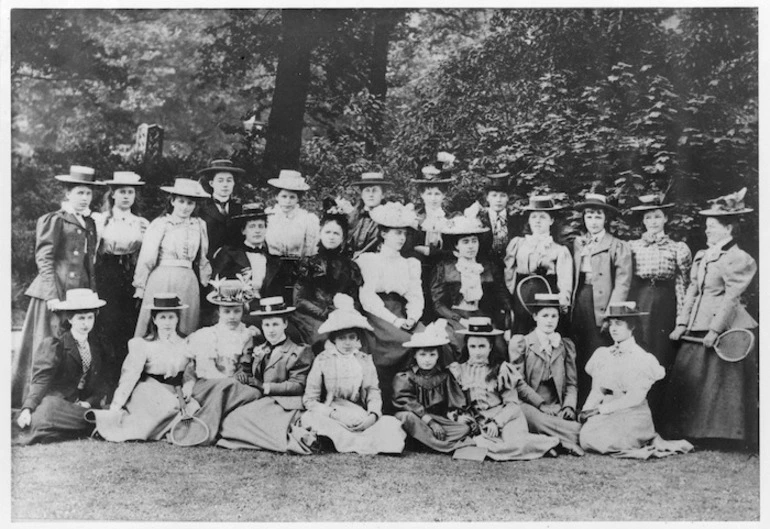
(62, 203), (92, 219)
(610, 336), (637, 356)
(536, 329), (561, 352)
(243, 242), (267, 253)
(641, 231), (667, 246)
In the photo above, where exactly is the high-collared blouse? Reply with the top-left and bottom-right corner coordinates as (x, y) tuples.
(355, 245), (424, 324)
(302, 344), (383, 417)
(265, 207), (320, 259)
(504, 235), (573, 306)
(449, 362), (522, 426)
(187, 322), (256, 380)
(133, 215), (211, 292)
(629, 232), (692, 314)
(93, 208), (150, 256)
(111, 335), (192, 409)
(419, 207), (446, 248)
(584, 336), (664, 400)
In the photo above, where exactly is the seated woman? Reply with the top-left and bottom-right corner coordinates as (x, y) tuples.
(88, 294), (195, 443)
(579, 302), (693, 458)
(217, 296), (316, 454)
(449, 317), (560, 461)
(392, 320), (474, 453)
(292, 199), (363, 351)
(431, 214), (510, 360)
(302, 294), (406, 455)
(16, 289), (111, 444)
(508, 294), (583, 456)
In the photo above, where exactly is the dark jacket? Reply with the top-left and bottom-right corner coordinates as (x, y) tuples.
(211, 243), (288, 299)
(391, 365), (467, 418)
(476, 207), (521, 264)
(198, 199), (243, 259)
(23, 331), (112, 412)
(347, 205), (381, 258)
(293, 248), (364, 320)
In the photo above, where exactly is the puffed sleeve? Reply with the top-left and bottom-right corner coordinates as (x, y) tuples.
(445, 372), (468, 410)
(304, 211), (320, 257)
(361, 353), (383, 417)
(507, 335), (544, 408)
(584, 347), (607, 379)
(110, 338), (149, 409)
(22, 337), (61, 411)
(677, 251), (703, 327)
(562, 337), (578, 411)
(503, 237), (522, 294)
(266, 345), (314, 396)
(430, 262), (458, 321)
(391, 371), (425, 416)
(674, 241), (692, 317)
(356, 253), (399, 324)
(599, 351), (663, 414)
(302, 354), (333, 416)
(197, 218), (212, 286)
(132, 217), (165, 295)
(609, 238), (633, 304)
(33, 212), (64, 300)
(91, 211), (106, 249)
(710, 249), (757, 333)
(404, 257), (425, 322)
(555, 244), (574, 306)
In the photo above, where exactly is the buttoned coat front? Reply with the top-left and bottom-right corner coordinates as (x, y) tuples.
(571, 233), (633, 326)
(198, 199), (243, 260)
(251, 339), (314, 401)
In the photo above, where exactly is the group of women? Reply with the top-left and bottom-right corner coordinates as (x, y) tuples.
(11, 155), (758, 460)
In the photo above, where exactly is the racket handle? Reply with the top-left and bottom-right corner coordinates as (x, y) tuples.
(680, 335), (705, 344)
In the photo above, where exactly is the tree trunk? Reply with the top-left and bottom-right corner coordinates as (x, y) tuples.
(365, 9), (401, 157)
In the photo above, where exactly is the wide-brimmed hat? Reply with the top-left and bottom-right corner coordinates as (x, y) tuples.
(101, 171), (145, 187)
(54, 166), (104, 187)
(440, 214), (489, 236)
(411, 165), (455, 186)
(267, 169), (310, 192)
(698, 187), (754, 216)
(232, 203), (268, 222)
(573, 193), (619, 215)
(484, 172), (511, 191)
(629, 193), (674, 212)
(317, 294), (374, 334)
(522, 195), (565, 212)
(197, 159), (245, 177)
(605, 301), (649, 319)
(527, 293), (562, 312)
(456, 316), (504, 337)
(51, 289), (106, 311)
(249, 296), (295, 317)
(369, 202), (419, 229)
(160, 178), (211, 199)
(403, 319), (450, 348)
(351, 171), (393, 187)
(206, 277), (253, 307)
(144, 293), (188, 311)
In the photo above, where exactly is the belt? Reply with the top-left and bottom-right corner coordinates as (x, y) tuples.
(146, 372), (184, 386)
(635, 276), (674, 287)
(159, 259), (192, 268)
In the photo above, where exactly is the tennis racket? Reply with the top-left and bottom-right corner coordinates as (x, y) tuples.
(681, 328), (755, 362)
(169, 387), (210, 447)
(516, 275), (553, 315)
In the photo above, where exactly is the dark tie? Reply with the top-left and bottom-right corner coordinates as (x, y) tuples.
(215, 200), (229, 215)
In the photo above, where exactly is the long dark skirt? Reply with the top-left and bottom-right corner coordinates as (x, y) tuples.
(570, 281), (609, 408)
(95, 253), (140, 385)
(664, 330), (758, 447)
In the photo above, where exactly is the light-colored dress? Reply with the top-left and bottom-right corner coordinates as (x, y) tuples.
(265, 207), (320, 259)
(133, 215), (211, 337)
(301, 343), (405, 454)
(186, 322), (255, 379)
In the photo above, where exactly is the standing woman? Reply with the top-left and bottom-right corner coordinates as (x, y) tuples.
(12, 166), (104, 409)
(627, 194), (691, 426)
(92, 171), (149, 383)
(504, 195), (573, 335)
(666, 189), (758, 448)
(133, 178), (212, 337)
(347, 171), (392, 258)
(570, 192), (632, 405)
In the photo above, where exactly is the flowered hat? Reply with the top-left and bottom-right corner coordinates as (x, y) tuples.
(143, 293), (188, 311)
(456, 316), (504, 336)
(197, 159), (245, 177)
(267, 169), (311, 192)
(317, 294), (374, 334)
(206, 276), (253, 307)
(521, 195), (565, 212)
(440, 213), (489, 236)
(51, 289), (106, 311)
(572, 192), (619, 215)
(160, 178), (211, 199)
(698, 187), (753, 216)
(412, 152), (457, 186)
(605, 301), (649, 319)
(54, 165), (104, 187)
(403, 319), (450, 348)
(369, 202), (419, 229)
(351, 171), (393, 187)
(249, 296), (296, 317)
(101, 171), (145, 187)
(629, 193), (674, 212)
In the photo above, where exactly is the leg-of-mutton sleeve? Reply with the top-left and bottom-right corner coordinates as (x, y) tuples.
(677, 251), (702, 327)
(709, 249), (757, 333)
(503, 236), (522, 295)
(22, 337), (61, 412)
(356, 253), (424, 324)
(263, 345), (314, 396)
(609, 238), (633, 306)
(196, 218), (211, 287)
(32, 213), (64, 301)
(555, 244), (574, 307)
(360, 353), (383, 418)
(132, 217), (165, 297)
(391, 371), (425, 417)
(673, 241), (693, 318)
(562, 337), (578, 411)
(430, 263), (459, 321)
(403, 257), (424, 322)
(304, 211), (321, 257)
(506, 335), (545, 409)
(302, 355), (332, 416)
(110, 338), (149, 409)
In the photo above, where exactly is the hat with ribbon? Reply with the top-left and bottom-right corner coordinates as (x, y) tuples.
(351, 171), (394, 187)
(527, 293), (562, 312)
(403, 319), (450, 348)
(143, 293), (188, 311)
(54, 166), (104, 187)
(573, 192), (620, 215)
(249, 296), (296, 317)
(521, 194), (565, 212)
(197, 159), (245, 177)
(698, 187), (754, 216)
(267, 169), (311, 192)
(456, 316), (504, 336)
(50, 289), (106, 311)
(369, 202), (419, 229)
(629, 193), (674, 212)
(101, 171), (145, 187)
(484, 172), (511, 192)
(605, 301), (649, 319)
(160, 178), (211, 199)
(206, 276), (253, 307)
(440, 213), (489, 236)
(412, 152), (457, 186)
(232, 203), (268, 222)
(317, 294), (374, 334)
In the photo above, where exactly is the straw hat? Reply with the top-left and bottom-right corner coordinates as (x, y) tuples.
(206, 277), (252, 307)
(403, 319), (450, 348)
(572, 192), (619, 215)
(527, 293), (561, 311)
(267, 169), (310, 192)
(101, 171), (145, 187)
(440, 214), (489, 236)
(698, 187), (754, 216)
(369, 202), (419, 229)
(160, 178), (211, 199)
(456, 316), (504, 336)
(197, 159), (245, 176)
(143, 293), (188, 311)
(605, 301), (649, 319)
(629, 193), (674, 212)
(54, 166), (104, 187)
(484, 172), (511, 192)
(317, 294), (374, 334)
(50, 289), (106, 311)
(521, 195), (565, 212)
(351, 171), (393, 187)
(232, 203), (268, 222)
(249, 296), (295, 317)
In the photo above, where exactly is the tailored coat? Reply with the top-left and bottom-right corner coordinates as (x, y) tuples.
(211, 244), (288, 299)
(198, 199), (244, 260)
(476, 207), (520, 263)
(250, 338), (315, 409)
(508, 332), (578, 412)
(25, 210), (98, 301)
(347, 204), (382, 258)
(572, 233), (633, 326)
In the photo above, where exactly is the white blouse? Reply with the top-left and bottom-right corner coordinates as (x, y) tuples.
(355, 246), (424, 324)
(265, 207), (320, 258)
(93, 209), (149, 256)
(186, 323), (256, 379)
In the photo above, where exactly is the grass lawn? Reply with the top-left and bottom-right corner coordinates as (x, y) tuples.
(11, 440), (759, 522)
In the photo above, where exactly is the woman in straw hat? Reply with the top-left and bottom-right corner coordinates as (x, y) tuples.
(504, 194), (573, 335)
(91, 171), (150, 383)
(12, 166), (104, 409)
(133, 178), (212, 337)
(16, 289), (111, 444)
(355, 201), (425, 413)
(87, 294), (195, 443)
(665, 189), (758, 448)
(302, 294), (406, 454)
(579, 302), (692, 458)
(626, 193), (691, 427)
(265, 169), (320, 260)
